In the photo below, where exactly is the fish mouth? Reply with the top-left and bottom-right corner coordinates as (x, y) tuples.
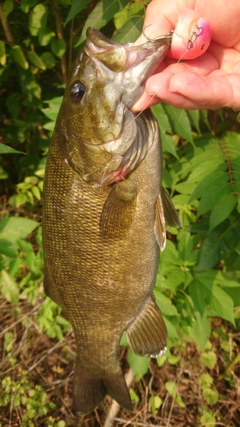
(78, 28), (171, 187)
(85, 27), (171, 98)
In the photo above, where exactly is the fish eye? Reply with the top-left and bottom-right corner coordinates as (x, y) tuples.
(70, 81), (86, 103)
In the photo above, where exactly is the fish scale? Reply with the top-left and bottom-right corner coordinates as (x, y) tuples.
(43, 28), (180, 415)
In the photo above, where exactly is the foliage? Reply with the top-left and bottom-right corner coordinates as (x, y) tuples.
(0, 373), (65, 427)
(0, 0), (239, 425)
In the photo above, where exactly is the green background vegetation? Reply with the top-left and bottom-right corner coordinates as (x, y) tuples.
(0, 1), (239, 426)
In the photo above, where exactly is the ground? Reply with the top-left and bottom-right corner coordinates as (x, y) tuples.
(0, 294), (239, 427)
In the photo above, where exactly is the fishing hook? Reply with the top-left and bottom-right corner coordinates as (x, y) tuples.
(143, 22), (203, 51)
(142, 23), (174, 41)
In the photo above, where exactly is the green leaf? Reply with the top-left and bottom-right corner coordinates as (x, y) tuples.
(163, 104), (193, 144)
(0, 240), (18, 257)
(154, 290), (178, 316)
(209, 192), (236, 232)
(75, 0), (129, 46)
(129, 388), (139, 403)
(210, 285), (235, 325)
(188, 279), (206, 316)
(191, 312), (211, 350)
(38, 27), (55, 46)
(16, 238), (33, 252)
(114, 2), (144, 30)
(201, 351), (217, 369)
(41, 52), (56, 69)
(202, 387), (219, 405)
(153, 104), (178, 158)
(186, 109), (200, 134)
(27, 51), (46, 70)
(31, 185), (41, 200)
(20, 0), (38, 13)
(29, 4), (48, 36)
(111, 16), (143, 43)
(177, 230), (198, 266)
(199, 373), (213, 388)
(149, 395), (162, 415)
(0, 41), (6, 66)
(163, 316), (179, 339)
(65, 0), (90, 25)
(165, 381), (176, 397)
(3, 0), (14, 18)
(0, 217), (39, 248)
(186, 138), (224, 184)
(15, 194), (28, 208)
(195, 228), (222, 271)
(175, 395), (186, 408)
(192, 166), (229, 217)
(127, 350), (150, 380)
(0, 142), (24, 154)
(11, 45), (29, 70)
(51, 39), (66, 58)
(200, 409), (216, 425)
(196, 270), (240, 289)
(0, 270), (19, 303)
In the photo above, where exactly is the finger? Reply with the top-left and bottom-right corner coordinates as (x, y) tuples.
(132, 69), (240, 111)
(169, 71), (240, 110)
(131, 72), (201, 111)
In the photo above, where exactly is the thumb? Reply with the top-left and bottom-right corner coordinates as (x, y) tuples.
(134, 0), (179, 45)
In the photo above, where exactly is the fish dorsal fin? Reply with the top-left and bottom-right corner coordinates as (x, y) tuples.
(155, 193), (166, 251)
(127, 296), (167, 358)
(161, 187), (182, 228)
(100, 179), (137, 239)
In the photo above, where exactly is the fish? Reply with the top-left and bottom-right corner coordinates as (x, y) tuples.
(42, 27), (181, 415)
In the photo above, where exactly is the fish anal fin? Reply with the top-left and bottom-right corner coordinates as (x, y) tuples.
(100, 179), (137, 239)
(73, 368), (132, 415)
(127, 296), (167, 358)
(155, 193), (166, 251)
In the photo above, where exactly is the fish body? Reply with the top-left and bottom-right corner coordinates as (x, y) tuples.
(43, 28), (177, 414)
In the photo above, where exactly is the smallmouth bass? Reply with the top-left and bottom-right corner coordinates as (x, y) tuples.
(43, 27), (180, 414)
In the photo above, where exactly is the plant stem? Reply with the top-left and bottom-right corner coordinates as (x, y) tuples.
(52, 0), (67, 83)
(0, 1), (15, 44)
(103, 368), (135, 427)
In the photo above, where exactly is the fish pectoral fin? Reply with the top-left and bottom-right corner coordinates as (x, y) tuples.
(155, 189), (182, 251)
(155, 193), (166, 251)
(100, 179), (137, 239)
(127, 296), (167, 358)
(161, 187), (182, 228)
(73, 368), (132, 414)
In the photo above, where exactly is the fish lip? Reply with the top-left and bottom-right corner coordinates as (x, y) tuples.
(85, 26), (171, 74)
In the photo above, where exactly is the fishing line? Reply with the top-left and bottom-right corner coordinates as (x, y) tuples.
(131, 46), (190, 123)
(132, 22), (203, 123)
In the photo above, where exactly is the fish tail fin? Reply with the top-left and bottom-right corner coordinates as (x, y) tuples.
(73, 367), (132, 415)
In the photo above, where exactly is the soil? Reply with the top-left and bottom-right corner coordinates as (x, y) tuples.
(0, 295), (239, 427)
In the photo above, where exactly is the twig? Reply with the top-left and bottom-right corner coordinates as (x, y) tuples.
(52, 0), (67, 83)
(0, 1), (15, 44)
(217, 352), (240, 381)
(0, 303), (40, 337)
(28, 338), (67, 372)
(103, 368), (135, 427)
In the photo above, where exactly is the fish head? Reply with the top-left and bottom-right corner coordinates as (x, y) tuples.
(59, 27), (171, 186)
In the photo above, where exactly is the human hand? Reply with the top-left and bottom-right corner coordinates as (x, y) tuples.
(132, 0), (240, 112)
